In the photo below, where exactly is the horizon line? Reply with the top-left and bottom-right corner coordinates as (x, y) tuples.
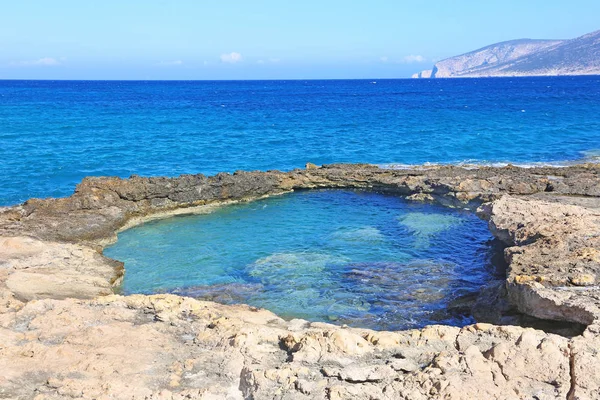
(0, 77), (411, 82)
(2, 76), (599, 82)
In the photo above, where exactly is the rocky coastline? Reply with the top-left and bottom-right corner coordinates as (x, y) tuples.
(2, 163), (600, 399)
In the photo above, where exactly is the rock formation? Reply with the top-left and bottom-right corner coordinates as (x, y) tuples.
(411, 69), (432, 79)
(413, 29), (600, 78)
(1, 163), (600, 399)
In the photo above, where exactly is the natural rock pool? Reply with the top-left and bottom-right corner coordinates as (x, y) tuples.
(104, 190), (497, 330)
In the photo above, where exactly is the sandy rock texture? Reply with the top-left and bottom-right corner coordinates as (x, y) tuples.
(0, 295), (581, 399)
(0, 237), (122, 303)
(1, 163), (600, 399)
(482, 196), (600, 328)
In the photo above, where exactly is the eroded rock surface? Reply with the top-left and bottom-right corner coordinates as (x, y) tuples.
(1, 163), (600, 399)
(0, 295), (585, 400)
(0, 237), (122, 303)
(2, 163), (599, 245)
(483, 196), (600, 328)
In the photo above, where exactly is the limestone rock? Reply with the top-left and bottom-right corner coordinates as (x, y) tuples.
(414, 29), (600, 78)
(1, 236), (123, 301)
(1, 163), (600, 398)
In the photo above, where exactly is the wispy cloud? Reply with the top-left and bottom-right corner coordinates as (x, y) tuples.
(257, 58), (280, 65)
(402, 55), (426, 63)
(220, 52), (242, 64)
(380, 56), (389, 63)
(157, 60), (183, 66)
(9, 57), (62, 67)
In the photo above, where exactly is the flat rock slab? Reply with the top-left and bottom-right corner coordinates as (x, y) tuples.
(0, 236), (123, 303)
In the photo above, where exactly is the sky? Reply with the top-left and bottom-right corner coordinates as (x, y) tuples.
(1, 0), (599, 80)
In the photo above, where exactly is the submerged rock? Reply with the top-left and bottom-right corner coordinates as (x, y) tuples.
(339, 261), (483, 329)
(247, 252), (345, 284)
(397, 212), (464, 236)
(329, 226), (386, 243)
(397, 212), (465, 248)
(171, 282), (263, 304)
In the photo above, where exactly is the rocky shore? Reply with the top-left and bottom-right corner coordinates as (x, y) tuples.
(1, 163), (600, 399)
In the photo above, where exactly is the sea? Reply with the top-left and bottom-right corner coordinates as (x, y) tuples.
(1, 77), (600, 206)
(3, 77), (600, 330)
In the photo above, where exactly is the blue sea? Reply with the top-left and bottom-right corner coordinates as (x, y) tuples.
(1, 77), (600, 206)
(3, 77), (600, 329)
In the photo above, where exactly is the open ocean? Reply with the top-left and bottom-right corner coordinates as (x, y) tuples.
(1, 76), (600, 206)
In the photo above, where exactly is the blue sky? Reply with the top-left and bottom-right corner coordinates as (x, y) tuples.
(1, 0), (598, 80)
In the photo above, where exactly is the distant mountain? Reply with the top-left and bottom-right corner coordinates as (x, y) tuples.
(413, 30), (600, 78)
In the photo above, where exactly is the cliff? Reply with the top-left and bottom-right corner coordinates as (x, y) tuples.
(414, 29), (600, 78)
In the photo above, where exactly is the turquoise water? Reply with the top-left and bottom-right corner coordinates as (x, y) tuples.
(104, 190), (496, 330)
(1, 77), (600, 206)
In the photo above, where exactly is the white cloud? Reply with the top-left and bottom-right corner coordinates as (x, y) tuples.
(257, 60), (265, 64)
(10, 57), (62, 67)
(402, 55), (426, 63)
(380, 56), (389, 63)
(220, 52), (242, 64)
(157, 60), (183, 66)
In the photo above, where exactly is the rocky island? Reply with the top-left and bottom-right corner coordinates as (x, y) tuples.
(2, 163), (600, 399)
(413, 29), (600, 78)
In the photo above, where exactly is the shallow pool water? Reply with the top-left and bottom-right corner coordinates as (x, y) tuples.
(104, 190), (497, 330)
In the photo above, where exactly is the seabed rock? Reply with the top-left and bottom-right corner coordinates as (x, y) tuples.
(1, 163), (600, 399)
